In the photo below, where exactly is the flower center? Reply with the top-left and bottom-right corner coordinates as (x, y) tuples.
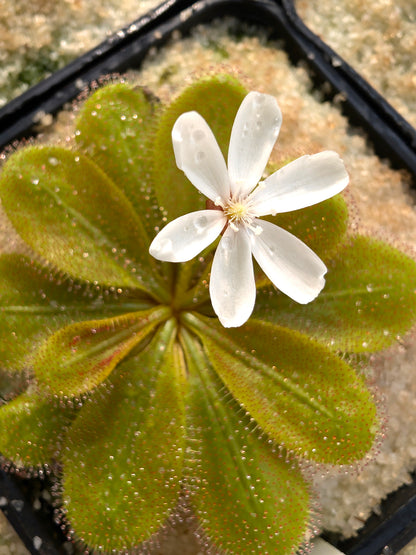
(215, 197), (262, 234)
(224, 200), (251, 226)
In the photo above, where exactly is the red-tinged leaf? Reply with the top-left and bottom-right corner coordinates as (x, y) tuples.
(0, 253), (153, 372)
(34, 306), (170, 396)
(62, 320), (186, 551)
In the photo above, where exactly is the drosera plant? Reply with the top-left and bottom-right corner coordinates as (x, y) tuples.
(0, 74), (415, 554)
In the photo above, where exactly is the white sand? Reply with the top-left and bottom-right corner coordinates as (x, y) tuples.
(296, 0), (416, 128)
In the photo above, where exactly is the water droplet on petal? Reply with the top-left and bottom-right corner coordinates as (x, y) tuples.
(195, 215), (208, 232)
(192, 129), (205, 142)
(195, 151), (205, 163)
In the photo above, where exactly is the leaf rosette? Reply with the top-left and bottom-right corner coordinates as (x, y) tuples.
(0, 76), (415, 554)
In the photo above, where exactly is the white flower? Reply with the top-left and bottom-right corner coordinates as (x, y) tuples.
(149, 91), (349, 328)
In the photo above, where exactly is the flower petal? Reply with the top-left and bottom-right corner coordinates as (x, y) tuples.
(250, 219), (327, 304)
(149, 210), (226, 262)
(210, 226), (256, 327)
(172, 111), (230, 202)
(250, 151), (349, 216)
(228, 92), (282, 198)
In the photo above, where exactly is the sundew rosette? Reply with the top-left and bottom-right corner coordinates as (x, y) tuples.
(0, 75), (414, 555)
(150, 91), (349, 327)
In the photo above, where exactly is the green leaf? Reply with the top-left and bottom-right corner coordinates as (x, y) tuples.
(185, 314), (378, 464)
(180, 328), (309, 555)
(0, 253), (153, 372)
(62, 319), (186, 552)
(0, 146), (159, 295)
(75, 83), (163, 237)
(34, 305), (170, 397)
(255, 235), (416, 352)
(0, 390), (75, 468)
(152, 74), (247, 220)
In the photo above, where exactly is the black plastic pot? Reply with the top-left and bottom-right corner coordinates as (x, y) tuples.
(0, 469), (70, 554)
(1, 1), (416, 554)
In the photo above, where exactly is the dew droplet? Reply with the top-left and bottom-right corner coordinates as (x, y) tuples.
(31, 177), (39, 185)
(33, 536), (42, 550)
(11, 499), (24, 512)
(195, 151), (205, 163)
(192, 129), (205, 142)
(48, 157), (59, 166)
(195, 215), (208, 232)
